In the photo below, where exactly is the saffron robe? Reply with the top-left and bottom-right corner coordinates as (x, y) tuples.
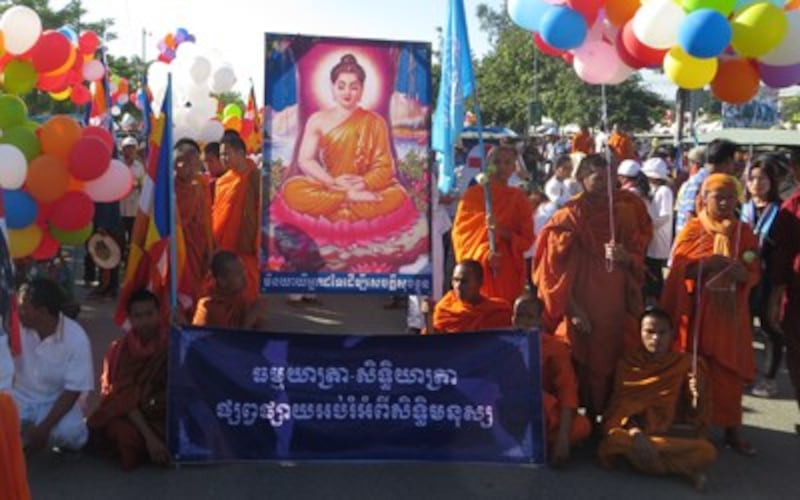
(452, 182), (535, 304)
(571, 131), (594, 155)
(608, 132), (637, 161)
(533, 190), (652, 413)
(176, 175), (213, 305)
(431, 290), (512, 333)
(541, 334), (591, 451)
(192, 287), (254, 329)
(0, 393), (31, 500)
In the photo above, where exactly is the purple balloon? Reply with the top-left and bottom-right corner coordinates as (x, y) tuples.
(759, 61), (800, 89)
(157, 40), (168, 53)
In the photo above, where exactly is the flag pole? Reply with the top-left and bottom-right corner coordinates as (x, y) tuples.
(470, 89), (496, 257)
(165, 73), (178, 310)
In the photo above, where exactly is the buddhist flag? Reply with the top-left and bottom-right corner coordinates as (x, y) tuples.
(244, 82), (262, 153)
(0, 191), (20, 355)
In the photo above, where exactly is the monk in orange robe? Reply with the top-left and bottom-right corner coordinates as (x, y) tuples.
(661, 173), (760, 455)
(534, 154), (652, 417)
(214, 132), (261, 302)
(192, 251), (267, 329)
(451, 145), (535, 305)
(512, 294), (590, 467)
(174, 139), (213, 309)
(598, 308), (716, 492)
(571, 125), (595, 155)
(1, 391), (31, 499)
(608, 124), (637, 162)
(87, 290), (169, 470)
(431, 260), (512, 333)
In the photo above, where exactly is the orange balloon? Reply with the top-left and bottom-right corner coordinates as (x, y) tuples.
(711, 58), (760, 105)
(787, 0), (800, 10)
(222, 115), (242, 132)
(66, 176), (85, 191)
(607, 0), (641, 27)
(39, 115), (82, 160)
(25, 155), (71, 203)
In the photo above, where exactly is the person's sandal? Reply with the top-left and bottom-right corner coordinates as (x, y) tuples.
(725, 435), (756, 457)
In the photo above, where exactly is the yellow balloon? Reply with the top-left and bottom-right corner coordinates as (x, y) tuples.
(8, 224), (43, 259)
(49, 87), (72, 101)
(664, 47), (719, 90)
(731, 3), (788, 57)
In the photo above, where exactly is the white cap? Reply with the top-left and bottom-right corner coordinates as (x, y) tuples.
(121, 136), (138, 148)
(617, 159), (641, 177)
(642, 157), (669, 181)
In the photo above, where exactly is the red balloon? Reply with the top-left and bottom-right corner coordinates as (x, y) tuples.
(78, 31), (100, 55)
(31, 31), (72, 74)
(82, 126), (115, 152)
(66, 68), (82, 86)
(37, 71), (69, 92)
(615, 28), (646, 69)
(562, 52), (575, 65)
(533, 33), (565, 57)
(567, 0), (602, 25)
(620, 21), (667, 68)
(50, 191), (95, 232)
(31, 229), (59, 260)
(71, 85), (91, 105)
(35, 203), (54, 224)
(68, 136), (111, 181)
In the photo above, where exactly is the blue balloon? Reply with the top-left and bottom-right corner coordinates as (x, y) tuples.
(507, 0), (551, 32)
(678, 9), (732, 59)
(175, 27), (190, 44)
(58, 26), (78, 44)
(3, 190), (38, 230)
(539, 7), (588, 51)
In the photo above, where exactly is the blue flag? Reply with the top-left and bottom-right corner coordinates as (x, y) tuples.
(432, 0), (476, 194)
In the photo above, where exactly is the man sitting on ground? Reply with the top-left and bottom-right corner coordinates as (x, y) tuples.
(430, 260), (512, 334)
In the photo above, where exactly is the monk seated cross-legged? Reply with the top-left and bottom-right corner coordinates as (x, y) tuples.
(87, 290), (169, 470)
(192, 251), (268, 330)
(430, 260), (512, 334)
(513, 294), (591, 467)
(598, 308), (716, 492)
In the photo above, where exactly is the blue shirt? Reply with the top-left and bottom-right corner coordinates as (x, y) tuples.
(675, 168), (709, 236)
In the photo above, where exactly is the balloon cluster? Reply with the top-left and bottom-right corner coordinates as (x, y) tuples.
(508, 0), (800, 104)
(0, 95), (133, 260)
(109, 74), (131, 112)
(219, 103), (261, 152)
(156, 27), (196, 63)
(0, 5), (105, 104)
(147, 32), (237, 144)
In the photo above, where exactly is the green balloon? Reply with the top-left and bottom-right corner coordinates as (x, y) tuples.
(682, 0), (737, 15)
(0, 126), (41, 162)
(0, 94), (28, 129)
(21, 121), (40, 134)
(50, 223), (94, 246)
(3, 60), (38, 95)
(223, 103), (243, 119)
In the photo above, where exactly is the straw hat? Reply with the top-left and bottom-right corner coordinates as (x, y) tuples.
(87, 233), (122, 270)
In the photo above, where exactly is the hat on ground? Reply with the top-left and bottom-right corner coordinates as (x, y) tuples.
(617, 159), (641, 177)
(688, 146), (706, 164)
(120, 136), (138, 148)
(87, 233), (122, 270)
(642, 157), (670, 180)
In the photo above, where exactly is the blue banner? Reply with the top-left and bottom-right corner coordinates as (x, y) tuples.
(261, 272), (431, 295)
(168, 327), (545, 464)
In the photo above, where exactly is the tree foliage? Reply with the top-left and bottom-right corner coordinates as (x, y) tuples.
(474, 3), (667, 133)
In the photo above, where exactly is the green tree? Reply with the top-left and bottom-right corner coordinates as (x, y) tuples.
(780, 96), (800, 123)
(474, 3), (667, 133)
(216, 91), (245, 113)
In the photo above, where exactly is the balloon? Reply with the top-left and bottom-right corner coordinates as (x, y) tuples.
(711, 58), (759, 104)
(574, 40), (626, 84)
(7, 224), (43, 259)
(39, 115), (82, 160)
(539, 6), (588, 50)
(51, 222), (92, 246)
(0, 126), (40, 161)
(81, 59), (105, 81)
(606, 0), (641, 27)
(788, 0), (800, 9)
(621, 21), (668, 67)
(3, 59), (38, 95)
(70, 85), (91, 105)
(566, 0), (602, 25)
(223, 103), (243, 119)
(678, 10), (732, 59)
(759, 11), (800, 66)
(50, 191), (95, 231)
(758, 61), (800, 88)
(58, 26), (78, 45)
(210, 65), (236, 94)
(31, 229), (59, 260)
(533, 33), (565, 56)
(0, 5), (42, 55)
(68, 136), (112, 181)
(199, 120), (225, 143)
(82, 126), (115, 152)
(664, 46), (719, 90)
(31, 31), (72, 74)
(83, 159), (134, 202)
(148, 61), (170, 96)
(222, 115), (242, 132)
(733, 0), (785, 11)
(2, 189), (38, 229)
(38, 70), (69, 93)
(0, 144), (27, 190)
(0, 94), (27, 129)
(682, 0), (736, 14)
(78, 31), (100, 55)
(48, 87), (72, 101)
(731, 3), (788, 57)
(615, 29), (647, 69)
(189, 56), (211, 84)
(25, 155), (70, 203)
(66, 176), (84, 192)
(507, 0), (552, 31)
(632, 0), (686, 49)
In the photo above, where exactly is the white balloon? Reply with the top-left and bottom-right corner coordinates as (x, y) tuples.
(211, 65), (236, 94)
(111, 105), (121, 117)
(632, 0), (685, 50)
(0, 144), (28, 190)
(148, 61), (170, 96)
(83, 159), (134, 202)
(187, 84), (211, 104)
(117, 93), (129, 105)
(760, 11), (800, 66)
(175, 41), (199, 61)
(186, 106), (208, 131)
(189, 56), (212, 84)
(82, 59), (106, 81)
(199, 120), (225, 143)
(0, 6), (42, 55)
(193, 97), (217, 119)
(173, 125), (194, 144)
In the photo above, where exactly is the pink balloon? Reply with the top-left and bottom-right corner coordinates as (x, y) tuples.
(68, 136), (112, 181)
(50, 191), (95, 231)
(573, 40), (625, 85)
(82, 159), (134, 202)
(82, 126), (115, 152)
(758, 61), (800, 89)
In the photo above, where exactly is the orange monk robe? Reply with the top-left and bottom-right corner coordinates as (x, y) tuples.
(212, 159), (261, 302)
(431, 290), (512, 333)
(608, 132), (637, 161)
(282, 108), (410, 223)
(541, 334), (591, 451)
(571, 131), (595, 155)
(598, 349), (716, 480)
(192, 286), (255, 329)
(87, 332), (167, 470)
(661, 217), (760, 428)
(0, 393), (31, 500)
(452, 183), (535, 305)
(176, 174), (214, 306)
(533, 190), (652, 413)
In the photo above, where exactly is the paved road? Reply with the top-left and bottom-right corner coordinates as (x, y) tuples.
(26, 291), (800, 500)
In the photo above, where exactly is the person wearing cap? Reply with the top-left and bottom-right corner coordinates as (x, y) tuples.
(544, 155), (580, 209)
(617, 160), (650, 202)
(119, 137), (145, 253)
(642, 157), (674, 302)
(608, 123), (637, 162)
